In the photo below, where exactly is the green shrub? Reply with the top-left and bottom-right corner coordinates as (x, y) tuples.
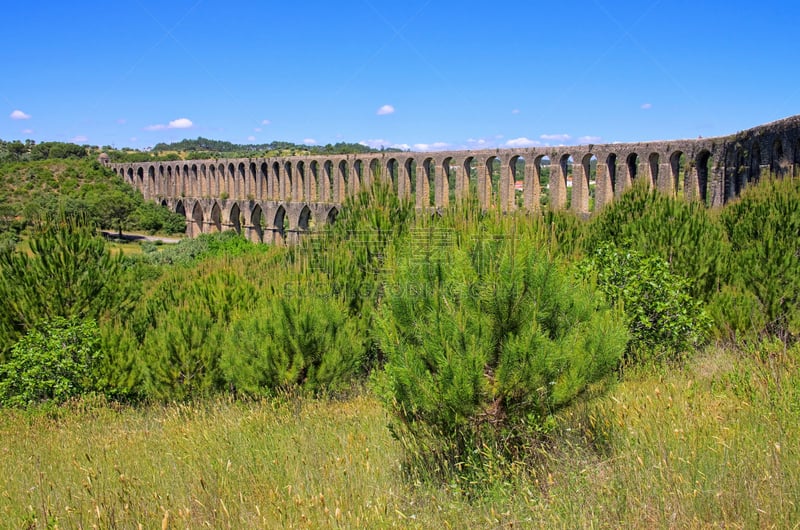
(0, 317), (101, 407)
(373, 231), (628, 483)
(0, 217), (132, 357)
(718, 177), (800, 341)
(587, 181), (728, 301)
(579, 243), (711, 363)
(222, 283), (365, 396)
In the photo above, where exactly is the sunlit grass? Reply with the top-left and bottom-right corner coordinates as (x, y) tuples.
(2, 345), (799, 528)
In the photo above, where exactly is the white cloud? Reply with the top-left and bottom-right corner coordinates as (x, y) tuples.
(71, 135), (88, 143)
(413, 142), (451, 152)
(22, 129), (34, 135)
(359, 139), (389, 149)
(254, 127), (262, 133)
(247, 135), (257, 142)
(168, 118), (193, 129)
(506, 137), (541, 148)
(540, 133), (571, 142)
(641, 103), (653, 110)
(376, 104), (395, 116)
(145, 117), (194, 131)
(511, 109), (521, 115)
(261, 119), (271, 125)
(392, 143), (411, 151)
(10, 110), (31, 120)
(578, 135), (602, 144)
(303, 138), (317, 145)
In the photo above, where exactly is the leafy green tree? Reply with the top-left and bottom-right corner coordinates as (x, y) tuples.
(579, 243), (711, 363)
(0, 317), (101, 407)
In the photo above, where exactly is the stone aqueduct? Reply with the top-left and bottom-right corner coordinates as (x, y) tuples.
(107, 115), (800, 244)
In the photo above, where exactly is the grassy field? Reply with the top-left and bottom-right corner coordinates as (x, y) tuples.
(1, 344), (798, 529)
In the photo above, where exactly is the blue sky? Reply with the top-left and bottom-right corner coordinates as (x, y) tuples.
(2, 0), (799, 151)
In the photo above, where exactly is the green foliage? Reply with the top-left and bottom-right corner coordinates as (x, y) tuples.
(222, 284), (365, 396)
(0, 217), (132, 356)
(373, 227), (628, 482)
(29, 142), (88, 160)
(717, 177), (800, 340)
(0, 317), (101, 407)
(130, 200), (186, 234)
(587, 181), (728, 301)
(579, 243), (711, 363)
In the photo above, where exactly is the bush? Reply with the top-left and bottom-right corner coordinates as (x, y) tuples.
(579, 243), (711, 364)
(587, 181), (728, 301)
(718, 177), (800, 341)
(373, 231), (628, 483)
(0, 317), (101, 407)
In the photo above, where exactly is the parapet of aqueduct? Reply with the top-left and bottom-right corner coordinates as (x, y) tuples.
(106, 114), (800, 244)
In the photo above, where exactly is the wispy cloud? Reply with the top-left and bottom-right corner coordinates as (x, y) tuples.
(506, 137), (541, 148)
(540, 133), (572, 143)
(144, 117), (194, 131)
(10, 110), (31, 120)
(641, 103), (653, 110)
(511, 109), (521, 115)
(22, 129), (34, 135)
(70, 135), (89, 143)
(261, 119), (271, 125)
(412, 142), (450, 151)
(303, 138), (317, 145)
(376, 104), (395, 116)
(578, 135), (602, 144)
(247, 135), (257, 142)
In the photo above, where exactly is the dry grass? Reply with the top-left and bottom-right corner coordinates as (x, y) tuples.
(1, 345), (799, 528)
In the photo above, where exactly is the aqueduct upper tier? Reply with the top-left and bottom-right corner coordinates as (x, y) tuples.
(107, 114), (800, 243)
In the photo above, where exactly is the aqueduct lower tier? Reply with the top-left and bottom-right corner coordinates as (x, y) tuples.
(107, 115), (800, 243)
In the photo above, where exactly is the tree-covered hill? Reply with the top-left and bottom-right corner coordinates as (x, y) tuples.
(149, 137), (401, 159)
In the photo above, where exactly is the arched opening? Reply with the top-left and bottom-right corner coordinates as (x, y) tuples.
(669, 151), (685, 198)
(166, 166), (174, 197)
(353, 160), (364, 194)
(626, 153), (640, 189)
(326, 207), (339, 225)
(442, 157), (456, 206)
(485, 156), (501, 209)
(218, 164), (226, 198)
(648, 153), (659, 189)
(160, 199), (168, 208)
(535, 155), (551, 209)
(273, 206), (286, 244)
(369, 159), (382, 188)
(464, 157), (478, 200)
(249, 162), (257, 200)
(323, 161), (334, 201)
(148, 167), (156, 198)
(338, 160), (349, 201)
(191, 202), (204, 237)
(283, 162), (294, 202)
(423, 158), (435, 207)
(550, 154), (571, 210)
(402, 158), (416, 200)
(250, 204), (264, 242)
(576, 154), (595, 213)
(308, 161), (320, 202)
(509, 156), (526, 210)
(695, 150), (712, 205)
(210, 202), (223, 233)
(209, 165), (217, 197)
(259, 163), (268, 201)
(772, 138), (786, 176)
(387, 159), (399, 196)
(191, 165), (199, 196)
(135, 167), (143, 192)
(272, 162), (281, 201)
(175, 200), (186, 217)
(230, 203), (242, 234)
(298, 205), (313, 231)
(296, 161), (306, 202)
(200, 164), (208, 197)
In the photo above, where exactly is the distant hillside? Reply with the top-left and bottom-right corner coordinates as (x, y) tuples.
(150, 137), (400, 159)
